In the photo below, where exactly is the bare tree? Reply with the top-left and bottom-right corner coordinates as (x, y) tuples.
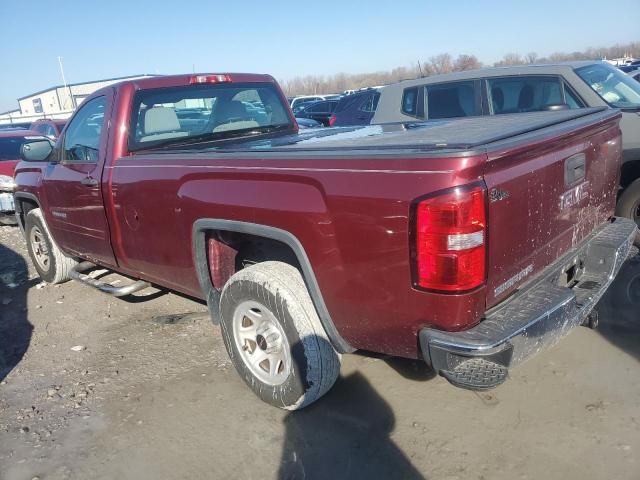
(453, 54), (482, 71)
(426, 53), (454, 74)
(281, 42), (640, 96)
(494, 53), (524, 67)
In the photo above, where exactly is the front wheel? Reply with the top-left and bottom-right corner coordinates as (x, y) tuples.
(25, 209), (77, 284)
(219, 261), (341, 410)
(616, 178), (640, 246)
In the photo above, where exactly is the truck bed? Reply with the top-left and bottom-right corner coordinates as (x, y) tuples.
(154, 107), (611, 155)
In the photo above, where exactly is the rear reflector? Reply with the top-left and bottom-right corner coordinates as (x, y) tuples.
(414, 184), (487, 292)
(189, 74), (232, 84)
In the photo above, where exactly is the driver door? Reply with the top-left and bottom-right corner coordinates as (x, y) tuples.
(41, 92), (117, 267)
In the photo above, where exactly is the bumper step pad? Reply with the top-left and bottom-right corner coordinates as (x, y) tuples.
(440, 358), (508, 391)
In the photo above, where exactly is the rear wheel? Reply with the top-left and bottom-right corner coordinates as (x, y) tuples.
(219, 261), (341, 410)
(25, 209), (77, 284)
(616, 178), (640, 246)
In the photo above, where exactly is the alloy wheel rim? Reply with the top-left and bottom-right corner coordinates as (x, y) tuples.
(30, 226), (50, 272)
(232, 300), (292, 386)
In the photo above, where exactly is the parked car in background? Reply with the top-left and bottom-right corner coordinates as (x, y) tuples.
(14, 72), (635, 409)
(372, 61), (640, 242)
(30, 118), (67, 140)
(294, 99), (339, 126)
(330, 89), (380, 126)
(295, 117), (323, 129)
(290, 95), (325, 113)
(0, 122), (32, 131)
(619, 61), (640, 73)
(0, 130), (39, 225)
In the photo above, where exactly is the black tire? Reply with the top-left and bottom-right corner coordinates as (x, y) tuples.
(612, 254), (640, 308)
(219, 261), (341, 410)
(616, 178), (640, 246)
(25, 209), (77, 284)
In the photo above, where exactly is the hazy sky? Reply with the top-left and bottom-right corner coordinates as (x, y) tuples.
(1, 0), (638, 112)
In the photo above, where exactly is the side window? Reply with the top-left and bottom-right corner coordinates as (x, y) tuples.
(63, 96), (106, 163)
(34, 124), (47, 135)
(359, 93), (380, 113)
(487, 76), (565, 114)
(401, 87), (419, 117)
(563, 84), (585, 109)
(426, 81), (479, 119)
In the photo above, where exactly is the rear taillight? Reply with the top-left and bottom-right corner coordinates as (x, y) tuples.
(414, 184), (487, 292)
(189, 74), (232, 84)
(328, 114), (336, 127)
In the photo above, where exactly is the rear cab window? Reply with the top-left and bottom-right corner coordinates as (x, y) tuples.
(359, 92), (380, 113)
(401, 87), (422, 117)
(129, 83), (293, 151)
(487, 75), (583, 114)
(426, 81), (480, 119)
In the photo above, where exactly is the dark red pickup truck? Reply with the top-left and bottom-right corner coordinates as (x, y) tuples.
(13, 73), (637, 409)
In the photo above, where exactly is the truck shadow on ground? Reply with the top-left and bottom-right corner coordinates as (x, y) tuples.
(595, 253), (640, 361)
(279, 369), (426, 480)
(0, 242), (33, 382)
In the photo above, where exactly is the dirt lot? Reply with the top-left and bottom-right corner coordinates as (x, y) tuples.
(1, 224), (639, 480)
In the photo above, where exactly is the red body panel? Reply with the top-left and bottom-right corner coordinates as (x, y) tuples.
(107, 153), (488, 357)
(0, 129), (39, 177)
(0, 160), (18, 177)
(484, 120), (621, 307)
(12, 75), (623, 359)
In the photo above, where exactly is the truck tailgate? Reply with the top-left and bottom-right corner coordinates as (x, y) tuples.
(483, 109), (622, 308)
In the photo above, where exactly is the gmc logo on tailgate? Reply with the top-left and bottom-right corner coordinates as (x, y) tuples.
(559, 181), (590, 211)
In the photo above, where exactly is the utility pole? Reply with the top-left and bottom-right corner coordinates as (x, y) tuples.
(58, 56), (76, 110)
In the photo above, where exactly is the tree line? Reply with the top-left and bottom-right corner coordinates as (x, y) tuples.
(281, 41), (640, 96)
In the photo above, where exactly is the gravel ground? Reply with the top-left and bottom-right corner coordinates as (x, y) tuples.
(0, 224), (639, 480)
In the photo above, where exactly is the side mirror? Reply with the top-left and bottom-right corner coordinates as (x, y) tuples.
(21, 138), (54, 162)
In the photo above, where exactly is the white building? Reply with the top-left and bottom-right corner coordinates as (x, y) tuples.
(0, 74), (157, 124)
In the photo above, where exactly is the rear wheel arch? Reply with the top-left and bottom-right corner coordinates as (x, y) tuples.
(192, 219), (354, 354)
(14, 193), (41, 231)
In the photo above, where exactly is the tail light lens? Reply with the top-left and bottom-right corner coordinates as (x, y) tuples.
(328, 114), (336, 126)
(414, 184), (487, 292)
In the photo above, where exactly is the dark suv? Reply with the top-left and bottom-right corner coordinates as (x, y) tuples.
(330, 89), (380, 126)
(294, 99), (339, 127)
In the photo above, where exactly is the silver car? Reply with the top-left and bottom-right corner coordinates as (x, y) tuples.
(372, 62), (640, 242)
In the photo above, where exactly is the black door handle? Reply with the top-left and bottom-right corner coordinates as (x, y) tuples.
(564, 153), (586, 186)
(80, 176), (98, 187)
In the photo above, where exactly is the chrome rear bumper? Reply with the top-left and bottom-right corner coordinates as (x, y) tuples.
(419, 217), (637, 390)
